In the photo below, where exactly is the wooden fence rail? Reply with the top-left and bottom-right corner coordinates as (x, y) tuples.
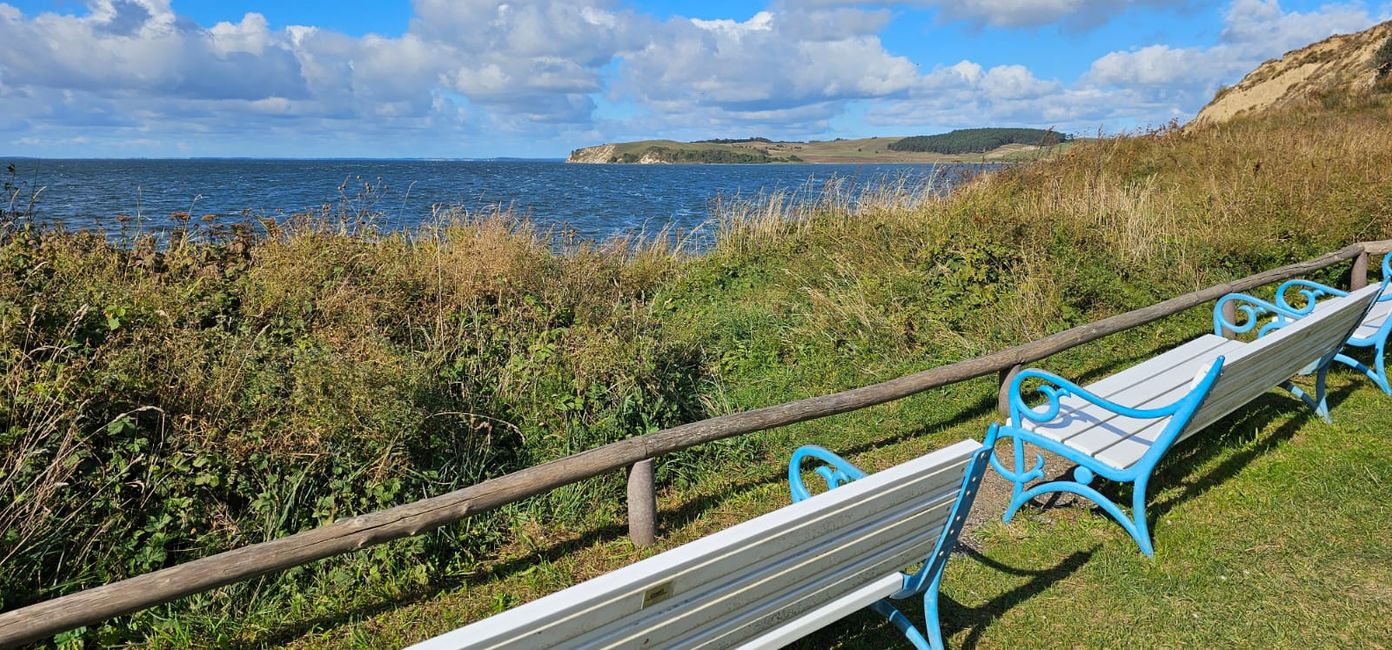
(0, 240), (1386, 647)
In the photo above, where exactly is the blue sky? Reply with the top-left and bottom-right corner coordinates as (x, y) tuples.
(1, 0), (1388, 158)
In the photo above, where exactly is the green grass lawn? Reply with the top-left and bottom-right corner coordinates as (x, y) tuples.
(810, 380), (1392, 648)
(268, 333), (1392, 649)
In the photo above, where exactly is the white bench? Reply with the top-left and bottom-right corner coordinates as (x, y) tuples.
(409, 439), (991, 650)
(991, 284), (1380, 556)
(1275, 253), (1392, 393)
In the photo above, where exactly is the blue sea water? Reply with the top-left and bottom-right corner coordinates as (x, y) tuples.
(2, 158), (992, 243)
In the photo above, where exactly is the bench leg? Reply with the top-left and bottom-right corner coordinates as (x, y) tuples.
(1002, 468), (1157, 557)
(991, 436), (1044, 525)
(1375, 342), (1391, 394)
(1333, 345), (1392, 394)
(869, 600), (934, 650)
(1130, 476), (1153, 557)
(1281, 364), (1331, 424)
(865, 564), (948, 650)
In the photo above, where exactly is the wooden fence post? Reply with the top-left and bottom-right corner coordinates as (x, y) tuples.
(998, 364), (1022, 420)
(1220, 300), (1238, 339)
(1352, 251), (1370, 290)
(626, 459), (657, 547)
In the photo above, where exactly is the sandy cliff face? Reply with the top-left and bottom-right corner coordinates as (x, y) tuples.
(567, 144), (616, 163)
(1192, 21), (1392, 127)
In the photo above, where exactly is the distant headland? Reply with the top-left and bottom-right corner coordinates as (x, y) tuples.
(566, 128), (1074, 164)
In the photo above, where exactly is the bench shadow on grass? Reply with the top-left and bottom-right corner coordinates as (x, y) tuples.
(789, 547), (1097, 650)
(1147, 378), (1358, 521)
(1017, 377), (1358, 535)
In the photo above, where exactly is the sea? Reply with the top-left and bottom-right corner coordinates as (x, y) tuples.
(2, 158), (993, 245)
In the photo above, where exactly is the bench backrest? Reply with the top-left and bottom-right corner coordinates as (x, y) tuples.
(408, 439), (982, 650)
(1183, 284), (1380, 436)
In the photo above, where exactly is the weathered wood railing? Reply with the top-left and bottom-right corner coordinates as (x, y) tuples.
(0, 240), (1387, 647)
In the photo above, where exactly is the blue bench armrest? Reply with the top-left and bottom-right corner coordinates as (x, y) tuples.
(1214, 293), (1307, 338)
(1007, 367), (1200, 428)
(1275, 279), (1349, 315)
(1273, 252), (1392, 316)
(787, 445), (868, 503)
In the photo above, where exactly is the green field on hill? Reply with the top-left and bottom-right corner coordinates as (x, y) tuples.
(4, 94), (1392, 647)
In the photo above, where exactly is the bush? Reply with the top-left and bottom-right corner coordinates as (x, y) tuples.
(0, 209), (717, 635)
(1375, 35), (1392, 77)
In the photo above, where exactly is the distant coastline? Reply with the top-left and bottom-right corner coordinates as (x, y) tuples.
(567, 129), (1074, 164)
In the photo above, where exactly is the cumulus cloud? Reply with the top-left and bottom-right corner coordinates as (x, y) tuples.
(788, 0), (1192, 29)
(937, 0), (1184, 29)
(1083, 0), (1380, 109)
(867, 0), (1380, 133)
(416, 0), (651, 123)
(0, 0), (307, 101)
(0, 0), (1384, 155)
(1088, 45), (1206, 87)
(618, 8), (921, 125)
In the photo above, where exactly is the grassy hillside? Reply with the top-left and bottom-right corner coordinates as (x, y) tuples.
(599, 139), (802, 163)
(3, 94), (1391, 647)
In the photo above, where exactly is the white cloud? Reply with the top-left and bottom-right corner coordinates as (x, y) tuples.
(787, 0), (1192, 29)
(0, 0), (1384, 156)
(617, 8), (921, 125)
(1083, 0), (1379, 109)
(865, 1), (1381, 135)
(1087, 45), (1206, 87)
(981, 64), (1060, 99)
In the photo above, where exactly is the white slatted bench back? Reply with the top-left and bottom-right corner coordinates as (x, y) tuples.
(1183, 284), (1380, 437)
(408, 440), (981, 650)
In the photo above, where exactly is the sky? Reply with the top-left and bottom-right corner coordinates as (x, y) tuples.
(1, 0), (1388, 158)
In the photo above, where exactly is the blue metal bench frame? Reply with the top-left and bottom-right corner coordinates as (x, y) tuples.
(988, 293), (1342, 557)
(787, 430), (995, 650)
(1275, 253), (1392, 394)
(1214, 293), (1334, 420)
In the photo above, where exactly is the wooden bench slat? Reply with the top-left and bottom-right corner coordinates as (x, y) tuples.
(561, 460), (965, 648)
(649, 500), (955, 649)
(585, 489), (957, 648)
(1091, 289), (1373, 469)
(1312, 293), (1392, 340)
(409, 440), (980, 650)
(1023, 335), (1231, 444)
(1186, 286), (1376, 432)
(731, 573), (904, 650)
(1353, 300), (1392, 338)
(1025, 335), (1243, 467)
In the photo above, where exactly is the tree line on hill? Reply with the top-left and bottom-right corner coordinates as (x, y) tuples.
(888, 128), (1071, 154)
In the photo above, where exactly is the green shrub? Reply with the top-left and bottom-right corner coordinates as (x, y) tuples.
(1375, 35), (1392, 83)
(0, 211), (716, 638)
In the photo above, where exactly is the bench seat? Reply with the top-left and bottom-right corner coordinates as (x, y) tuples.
(409, 439), (992, 650)
(1021, 334), (1242, 471)
(990, 284), (1380, 556)
(1277, 258), (1392, 394)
